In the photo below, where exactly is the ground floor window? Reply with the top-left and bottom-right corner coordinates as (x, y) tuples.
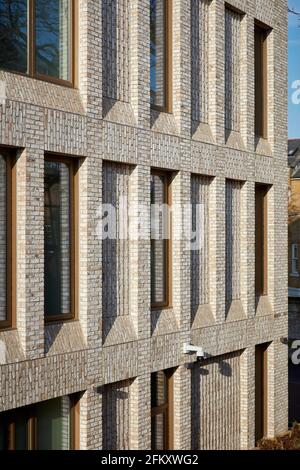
(151, 369), (174, 450)
(0, 395), (79, 450)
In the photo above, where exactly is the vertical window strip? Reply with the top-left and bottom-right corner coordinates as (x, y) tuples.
(0, 154), (7, 323)
(0, 150), (15, 330)
(255, 185), (268, 296)
(44, 157), (77, 321)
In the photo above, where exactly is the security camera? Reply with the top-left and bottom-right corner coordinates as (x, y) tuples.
(183, 343), (205, 358)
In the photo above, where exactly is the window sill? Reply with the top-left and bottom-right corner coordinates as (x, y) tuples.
(150, 109), (179, 136)
(255, 136), (273, 157)
(255, 295), (274, 317)
(0, 329), (25, 364)
(0, 66), (74, 89)
(0, 70), (84, 115)
(290, 273), (300, 278)
(45, 320), (87, 355)
(103, 97), (137, 126)
(192, 121), (215, 144)
(151, 307), (179, 336)
(225, 129), (246, 151)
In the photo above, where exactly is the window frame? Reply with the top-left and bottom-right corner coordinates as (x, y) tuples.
(0, 0), (76, 88)
(0, 149), (16, 331)
(1, 395), (80, 450)
(150, 0), (172, 113)
(255, 184), (269, 297)
(291, 243), (299, 276)
(151, 369), (174, 450)
(151, 169), (172, 310)
(44, 154), (79, 324)
(254, 20), (270, 140)
(255, 343), (269, 444)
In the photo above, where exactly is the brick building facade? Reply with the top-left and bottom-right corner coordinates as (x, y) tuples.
(0, 0), (288, 450)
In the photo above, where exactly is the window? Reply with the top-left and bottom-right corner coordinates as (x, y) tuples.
(0, 0), (74, 86)
(0, 396), (79, 450)
(151, 370), (174, 450)
(44, 156), (78, 322)
(255, 184), (268, 297)
(255, 22), (269, 139)
(151, 171), (171, 309)
(255, 343), (269, 444)
(150, 0), (172, 111)
(291, 244), (299, 276)
(0, 150), (16, 330)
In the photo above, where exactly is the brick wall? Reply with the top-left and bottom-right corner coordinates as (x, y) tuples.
(192, 351), (242, 450)
(0, 0), (288, 451)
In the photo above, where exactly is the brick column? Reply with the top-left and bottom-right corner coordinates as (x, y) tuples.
(172, 365), (191, 450)
(130, 374), (151, 450)
(172, 170), (191, 331)
(240, 181), (255, 318)
(130, 0), (150, 128)
(80, 153), (102, 348)
(240, 347), (255, 449)
(267, 339), (288, 437)
(209, 0), (225, 144)
(172, 0), (191, 137)
(240, 11), (255, 152)
(78, 0), (102, 118)
(80, 387), (103, 450)
(210, 176), (226, 324)
(130, 164), (151, 339)
(17, 115), (44, 359)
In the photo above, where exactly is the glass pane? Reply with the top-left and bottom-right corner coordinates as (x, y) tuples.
(36, 397), (71, 450)
(0, 0), (28, 73)
(150, 0), (166, 108)
(45, 161), (71, 318)
(14, 409), (28, 450)
(151, 413), (166, 450)
(35, 0), (71, 81)
(0, 408), (28, 450)
(151, 371), (167, 408)
(151, 174), (168, 305)
(0, 154), (6, 322)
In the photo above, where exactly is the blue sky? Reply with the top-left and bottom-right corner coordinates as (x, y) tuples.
(289, 1), (300, 137)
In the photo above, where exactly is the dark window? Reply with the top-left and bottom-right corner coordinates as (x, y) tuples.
(255, 343), (269, 444)
(255, 22), (269, 139)
(44, 157), (78, 321)
(151, 171), (171, 308)
(150, 0), (171, 111)
(0, 0), (74, 86)
(0, 150), (16, 330)
(0, 396), (79, 450)
(0, 0), (28, 74)
(151, 370), (173, 450)
(255, 184), (268, 297)
(35, 0), (72, 81)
